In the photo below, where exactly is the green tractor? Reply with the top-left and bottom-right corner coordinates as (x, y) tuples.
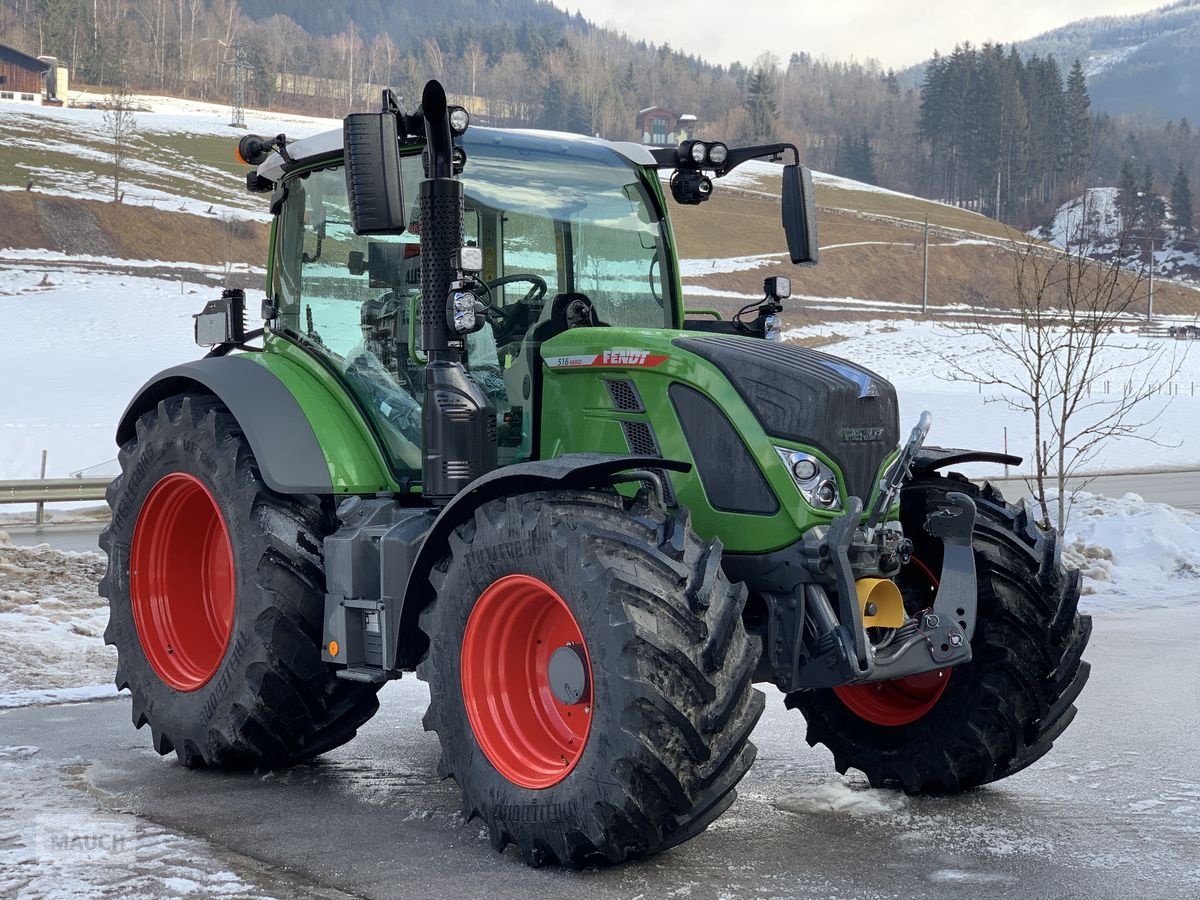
(101, 81), (1089, 867)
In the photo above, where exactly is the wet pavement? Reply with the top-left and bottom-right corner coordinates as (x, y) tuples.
(2, 603), (1198, 898)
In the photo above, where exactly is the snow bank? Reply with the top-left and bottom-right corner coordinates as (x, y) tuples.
(1036, 187), (1121, 249)
(1057, 491), (1200, 609)
(0, 533), (116, 698)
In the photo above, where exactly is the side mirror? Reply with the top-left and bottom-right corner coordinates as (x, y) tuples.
(343, 112), (406, 235)
(782, 164), (819, 266)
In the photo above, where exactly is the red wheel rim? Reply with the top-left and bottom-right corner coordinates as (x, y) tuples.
(833, 557), (951, 726)
(460, 574), (593, 789)
(130, 473), (236, 692)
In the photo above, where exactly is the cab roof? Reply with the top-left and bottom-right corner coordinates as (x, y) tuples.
(257, 125), (659, 183)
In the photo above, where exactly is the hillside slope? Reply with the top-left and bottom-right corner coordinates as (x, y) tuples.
(2, 92), (1197, 322)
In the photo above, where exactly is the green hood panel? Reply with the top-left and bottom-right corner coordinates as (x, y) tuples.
(537, 327), (868, 553)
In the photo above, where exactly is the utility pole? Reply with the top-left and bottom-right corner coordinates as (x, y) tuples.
(224, 44), (251, 129)
(921, 215), (929, 315)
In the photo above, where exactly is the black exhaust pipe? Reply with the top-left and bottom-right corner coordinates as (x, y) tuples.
(417, 80), (496, 503)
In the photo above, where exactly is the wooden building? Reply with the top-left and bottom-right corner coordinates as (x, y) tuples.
(635, 106), (697, 146)
(0, 44), (49, 104)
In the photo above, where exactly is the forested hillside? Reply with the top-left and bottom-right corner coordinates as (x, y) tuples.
(1018, 0), (1200, 123)
(1, 0), (1195, 235)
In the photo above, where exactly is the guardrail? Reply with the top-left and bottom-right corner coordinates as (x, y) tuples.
(0, 477), (112, 504)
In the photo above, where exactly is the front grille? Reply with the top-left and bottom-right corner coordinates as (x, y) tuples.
(443, 460), (473, 480)
(674, 336), (899, 501)
(619, 420), (675, 505)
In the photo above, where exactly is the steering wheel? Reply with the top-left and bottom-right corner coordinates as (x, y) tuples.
(483, 274), (548, 338)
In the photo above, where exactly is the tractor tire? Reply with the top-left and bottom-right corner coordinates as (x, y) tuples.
(417, 491), (765, 867)
(786, 473), (1090, 793)
(100, 393), (380, 768)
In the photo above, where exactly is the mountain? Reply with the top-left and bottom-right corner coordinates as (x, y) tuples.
(1017, 1), (1200, 122)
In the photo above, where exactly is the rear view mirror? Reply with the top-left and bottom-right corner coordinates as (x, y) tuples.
(782, 164), (819, 266)
(343, 112), (406, 234)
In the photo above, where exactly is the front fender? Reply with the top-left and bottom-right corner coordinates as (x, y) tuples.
(393, 453), (689, 667)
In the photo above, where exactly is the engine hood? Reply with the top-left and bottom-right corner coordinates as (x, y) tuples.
(672, 336), (900, 502)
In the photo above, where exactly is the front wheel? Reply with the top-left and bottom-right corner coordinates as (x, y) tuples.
(786, 474), (1091, 792)
(417, 491), (765, 867)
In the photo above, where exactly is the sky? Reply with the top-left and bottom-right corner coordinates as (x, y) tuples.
(554, 0), (1173, 69)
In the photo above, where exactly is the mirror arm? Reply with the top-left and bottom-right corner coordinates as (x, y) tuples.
(650, 142), (800, 176)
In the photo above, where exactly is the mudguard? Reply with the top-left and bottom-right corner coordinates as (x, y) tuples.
(116, 355), (333, 494)
(912, 446), (1023, 475)
(393, 453), (691, 667)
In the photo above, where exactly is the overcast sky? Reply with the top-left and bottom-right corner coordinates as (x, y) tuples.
(554, 0), (1170, 69)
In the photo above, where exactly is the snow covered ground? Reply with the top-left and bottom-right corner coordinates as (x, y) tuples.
(785, 318), (1200, 473)
(0, 263), (204, 479)
(0, 91), (338, 223)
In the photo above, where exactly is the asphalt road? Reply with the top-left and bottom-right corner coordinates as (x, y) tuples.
(990, 469), (1200, 512)
(3, 604), (1199, 899)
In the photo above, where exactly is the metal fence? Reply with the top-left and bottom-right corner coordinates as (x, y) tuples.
(0, 477), (111, 504)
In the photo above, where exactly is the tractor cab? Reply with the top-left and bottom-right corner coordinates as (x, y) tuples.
(269, 127), (681, 473)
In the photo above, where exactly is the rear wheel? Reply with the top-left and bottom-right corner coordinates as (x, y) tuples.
(787, 474), (1091, 792)
(100, 393), (380, 767)
(418, 491), (765, 867)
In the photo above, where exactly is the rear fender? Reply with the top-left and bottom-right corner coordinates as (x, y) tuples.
(116, 352), (396, 495)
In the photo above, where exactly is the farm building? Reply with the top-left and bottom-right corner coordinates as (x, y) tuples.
(636, 106), (697, 146)
(0, 44), (66, 105)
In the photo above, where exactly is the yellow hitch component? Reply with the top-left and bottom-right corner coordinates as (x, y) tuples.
(854, 578), (906, 629)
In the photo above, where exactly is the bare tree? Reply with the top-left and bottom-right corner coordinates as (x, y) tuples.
(952, 201), (1183, 533)
(462, 39), (486, 103)
(103, 84), (137, 203)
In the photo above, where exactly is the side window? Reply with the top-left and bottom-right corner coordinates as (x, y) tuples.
(499, 210), (559, 305)
(273, 162), (525, 477)
(275, 164), (426, 474)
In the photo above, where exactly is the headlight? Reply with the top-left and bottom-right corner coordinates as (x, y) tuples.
(449, 106), (470, 135)
(707, 142), (728, 166)
(775, 447), (842, 512)
(791, 457), (818, 481)
(689, 141), (708, 164)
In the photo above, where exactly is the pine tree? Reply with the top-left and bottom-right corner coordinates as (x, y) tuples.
(855, 130), (877, 185)
(1140, 164), (1166, 229)
(1117, 157), (1140, 228)
(1063, 59), (1092, 193)
(621, 60), (636, 97)
(743, 67), (778, 143)
(1171, 164), (1194, 235)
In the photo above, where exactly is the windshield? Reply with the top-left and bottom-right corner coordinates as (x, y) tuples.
(460, 130), (674, 326)
(272, 129), (673, 481)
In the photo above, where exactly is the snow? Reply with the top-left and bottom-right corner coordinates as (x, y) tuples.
(0, 91), (337, 224)
(0, 533), (116, 698)
(30, 88), (339, 141)
(1037, 187), (1122, 249)
(0, 264), (207, 480)
(783, 318), (1200, 473)
(0, 744), (286, 898)
(1058, 491), (1200, 608)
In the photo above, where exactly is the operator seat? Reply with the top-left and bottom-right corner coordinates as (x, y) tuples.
(503, 292), (606, 453)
